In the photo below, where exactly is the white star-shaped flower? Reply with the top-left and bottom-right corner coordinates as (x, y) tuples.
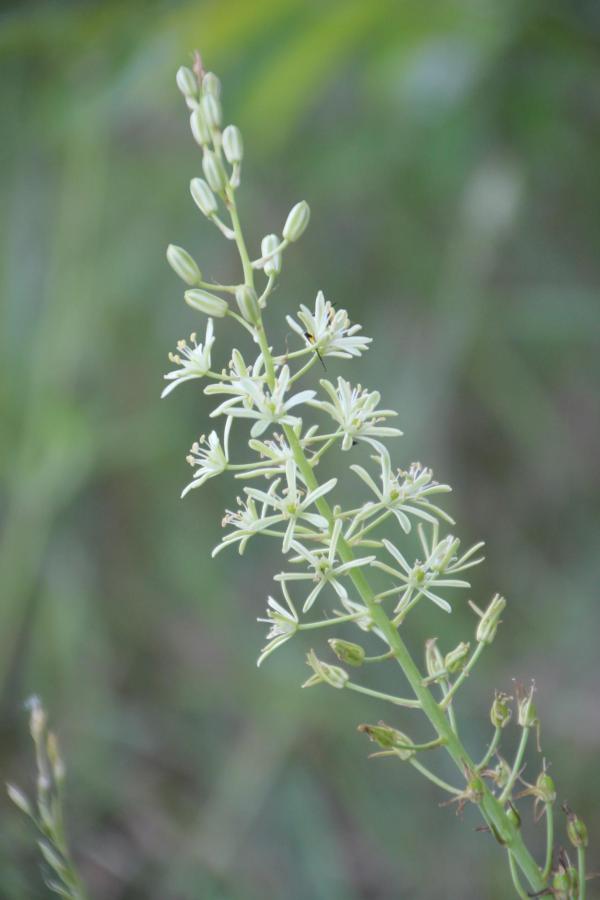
(286, 290), (371, 360)
(275, 520), (375, 611)
(309, 377), (402, 452)
(161, 319), (215, 397)
(181, 423), (231, 497)
(256, 586), (299, 666)
(244, 460), (335, 551)
(209, 365), (315, 438)
(350, 452), (453, 533)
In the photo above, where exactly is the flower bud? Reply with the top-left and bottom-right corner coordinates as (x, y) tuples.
(565, 808), (588, 848)
(235, 285), (260, 325)
(425, 638), (445, 681)
(190, 108), (211, 146)
(190, 177), (218, 217)
(185, 289), (228, 317)
(358, 722), (415, 760)
(202, 71), (221, 97)
(222, 125), (243, 164)
(283, 200), (310, 242)
(490, 691), (512, 729)
(166, 244), (202, 286)
(444, 641), (470, 674)
(476, 593), (506, 643)
(261, 234), (282, 278)
(302, 650), (348, 689)
(201, 93), (222, 129)
(328, 638), (365, 667)
(176, 66), (197, 100)
(202, 151), (227, 194)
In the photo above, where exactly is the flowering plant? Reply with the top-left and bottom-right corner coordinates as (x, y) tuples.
(8, 55), (592, 900)
(160, 54), (592, 899)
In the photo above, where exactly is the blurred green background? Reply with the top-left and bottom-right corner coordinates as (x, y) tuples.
(1, 1), (599, 897)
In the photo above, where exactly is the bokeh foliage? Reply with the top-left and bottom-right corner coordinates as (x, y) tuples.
(1, 1), (599, 897)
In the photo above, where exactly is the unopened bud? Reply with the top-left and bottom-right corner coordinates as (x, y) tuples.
(185, 289), (228, 317)
(202, 151), (227, 194)
(490, 691), (512, 729)
(358, 722), (415, 760)
(425, 638), (445, 681)
(302, 650), (348, 689)
(476, 593), (506, 643)
(444, 641), (470, 674)
(328, 639), (365, 667)
(202, 72), (221, 98)
(190, 108), (211, 147)
(190, 177), (218, 217)
(222, 125), (243, 164)
(176, 66), (197, 100)
(235, 285), (260, 324)
(166, 245), (202, 286)
(283, 201), (310, 242)
(261, 234), (282, 277)
(201, 93), (222, 129)
(565, 808), (588, 848)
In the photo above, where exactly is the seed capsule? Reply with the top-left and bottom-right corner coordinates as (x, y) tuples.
(283, 201), (310, 242)
(490, 692), (512, 729)
(328, 639), (365, 667)
(444, 641), (470, 673)
(222, 125), (244, 164)
(166, 245), (202, 286)
(190, 177), (218, 217)
(185, 289), (228, 317)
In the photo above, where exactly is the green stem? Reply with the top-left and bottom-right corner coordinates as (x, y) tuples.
(409, 759), (462, 796)
(346, 682), (421, 709)
(477, 727), (501, 771)
(578, 845), (586, 900)
(542, 803), (554, 881)
(507, 851), (529, 899)
(499, 728), (529, 804)
(227, 187), (546, 896)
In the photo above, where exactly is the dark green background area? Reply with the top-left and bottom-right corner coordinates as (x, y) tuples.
(1, 2), (599, 897)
